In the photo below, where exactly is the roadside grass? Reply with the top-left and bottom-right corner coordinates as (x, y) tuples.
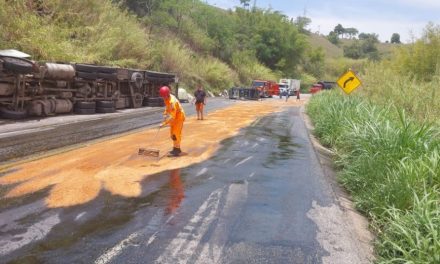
(307, 90), (440, 263)
(361, 63), (440, 124)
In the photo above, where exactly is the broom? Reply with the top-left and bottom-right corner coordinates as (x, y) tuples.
(138, 126), (161, 157)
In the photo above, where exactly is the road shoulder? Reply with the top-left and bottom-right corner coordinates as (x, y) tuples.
(301, 104), (376, 263)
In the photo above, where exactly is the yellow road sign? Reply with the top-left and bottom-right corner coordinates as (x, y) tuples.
(337, 70), (362, 94)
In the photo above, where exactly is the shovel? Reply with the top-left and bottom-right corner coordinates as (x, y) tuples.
(138, 126), (161, 157)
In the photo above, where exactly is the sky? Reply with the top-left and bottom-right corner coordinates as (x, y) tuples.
(205, 0), (440, 43)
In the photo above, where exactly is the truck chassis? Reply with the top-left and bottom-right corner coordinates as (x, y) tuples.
(0, 54), (176, 119)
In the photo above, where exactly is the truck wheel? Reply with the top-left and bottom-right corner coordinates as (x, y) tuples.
(0, 107), (27, 119)
(96, 107), (116, 113)
(131, 93), (143, 108)
(96, 101), (114, 108)
(75, 101), (96, 109)
(1, 57), (34, 74)
(74, 108), (96, 115)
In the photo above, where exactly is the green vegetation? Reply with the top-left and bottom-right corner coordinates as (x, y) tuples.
(0, 0), (151, 66)
(0, 0), (321, 93)
(307, 91), (440, 263)
(308, 22), (440, 263)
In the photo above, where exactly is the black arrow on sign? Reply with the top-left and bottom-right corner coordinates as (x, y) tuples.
(343, 77), (354, 88)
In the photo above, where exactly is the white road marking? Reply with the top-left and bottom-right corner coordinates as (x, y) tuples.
(195, 181), (249, 264)
(155, 189), (222, 264)
(251, 143), (259, 149)
(0, 200), (45, 231)
(95, 233), (140, 264)
(0, 213), (60, 256)
(95, 209), (171, 264)
(234, 156), (253, 167)
(248, 172), (255, 178)
(223, 158), (230, 164)
(75, 212), (87, 221)
(196, 168), (208, 177)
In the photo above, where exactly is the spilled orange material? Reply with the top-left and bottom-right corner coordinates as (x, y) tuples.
(0, 99), (303, 208)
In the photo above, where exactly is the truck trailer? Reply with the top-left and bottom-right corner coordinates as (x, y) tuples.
(0, 50), (177, 119)
(279, 78), (300, 96)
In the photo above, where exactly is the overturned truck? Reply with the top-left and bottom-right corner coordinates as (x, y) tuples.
(0, 50), (177, 119)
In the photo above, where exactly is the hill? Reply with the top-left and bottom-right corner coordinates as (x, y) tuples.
(307, 33), (343, 58)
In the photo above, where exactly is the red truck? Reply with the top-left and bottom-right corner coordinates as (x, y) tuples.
(251, 80), (279, 98)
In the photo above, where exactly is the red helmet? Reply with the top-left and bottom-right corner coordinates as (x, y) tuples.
(159, 86), (170, 98)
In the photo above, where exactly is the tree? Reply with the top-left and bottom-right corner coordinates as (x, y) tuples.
(391, 33), (401, 44)
(345, 27), (359, 39)
(358, 33), (379, 42)
(294, 16), (311, 33)
(240, 0), (250, 8)
(334, 24), (345, 38)
(343, 40), (362, 59)
(327, 31), (339, 45)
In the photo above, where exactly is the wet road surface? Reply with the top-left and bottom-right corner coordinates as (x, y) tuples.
(0, 99), (372, 263)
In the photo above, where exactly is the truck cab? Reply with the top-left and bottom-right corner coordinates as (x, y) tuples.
(251, 80), (279, 98)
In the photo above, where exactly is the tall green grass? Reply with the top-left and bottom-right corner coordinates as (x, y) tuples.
(0, 0), (152, 67)
(307, 91), (440, 263)
(361, 63), (440, 124)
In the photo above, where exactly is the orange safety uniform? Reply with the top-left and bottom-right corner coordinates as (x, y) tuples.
(162, 94), (186, 148)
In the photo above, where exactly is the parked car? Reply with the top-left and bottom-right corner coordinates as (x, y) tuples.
(309, 83), (323, 94)
(309, 81), (336, 94)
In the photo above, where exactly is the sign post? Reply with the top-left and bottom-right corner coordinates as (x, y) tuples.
(336, 69), (362, 94)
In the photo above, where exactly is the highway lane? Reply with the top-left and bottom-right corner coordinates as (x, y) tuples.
(0, 98), (373, 263)
(0, 98), (235, 163)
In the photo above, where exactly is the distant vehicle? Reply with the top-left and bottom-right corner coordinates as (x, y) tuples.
(279, 78), (300, 96)
(228, 87), (259, 100)
(251, 80), (279, 98)
(178, 87), (190, 103)
(309, 81), (336, 94)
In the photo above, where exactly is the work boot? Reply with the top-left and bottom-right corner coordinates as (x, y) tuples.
(168, 147), (182, 157)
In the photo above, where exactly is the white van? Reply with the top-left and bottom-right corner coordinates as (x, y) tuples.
(178, 87), (190, 103)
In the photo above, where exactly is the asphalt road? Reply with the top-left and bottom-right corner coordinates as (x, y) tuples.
(0, 102), (372, 264)
(0, 98), (235, 163)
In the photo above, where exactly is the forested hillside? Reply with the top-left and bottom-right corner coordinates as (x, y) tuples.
(0, 0), (325, 92)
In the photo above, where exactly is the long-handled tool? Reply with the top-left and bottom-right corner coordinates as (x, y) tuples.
(138, 126), (162, 157)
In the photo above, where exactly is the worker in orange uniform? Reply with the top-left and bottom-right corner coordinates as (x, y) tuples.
(159, 86), (186, 157)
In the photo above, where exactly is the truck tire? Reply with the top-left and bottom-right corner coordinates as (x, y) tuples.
(131, 72), (144, 89)
(75, 101), (96, 109)
(74, 108), (95, 115)
(130, 93), (143, 108)
(1, 57), (34, 74)
(96, 107), (116, 113)
(0, 107), (27, 119)
(96, 101), (114, 108)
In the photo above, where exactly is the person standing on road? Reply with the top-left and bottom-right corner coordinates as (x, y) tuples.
(192, 84), (206, 120)
(159, 86), (186, 157)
